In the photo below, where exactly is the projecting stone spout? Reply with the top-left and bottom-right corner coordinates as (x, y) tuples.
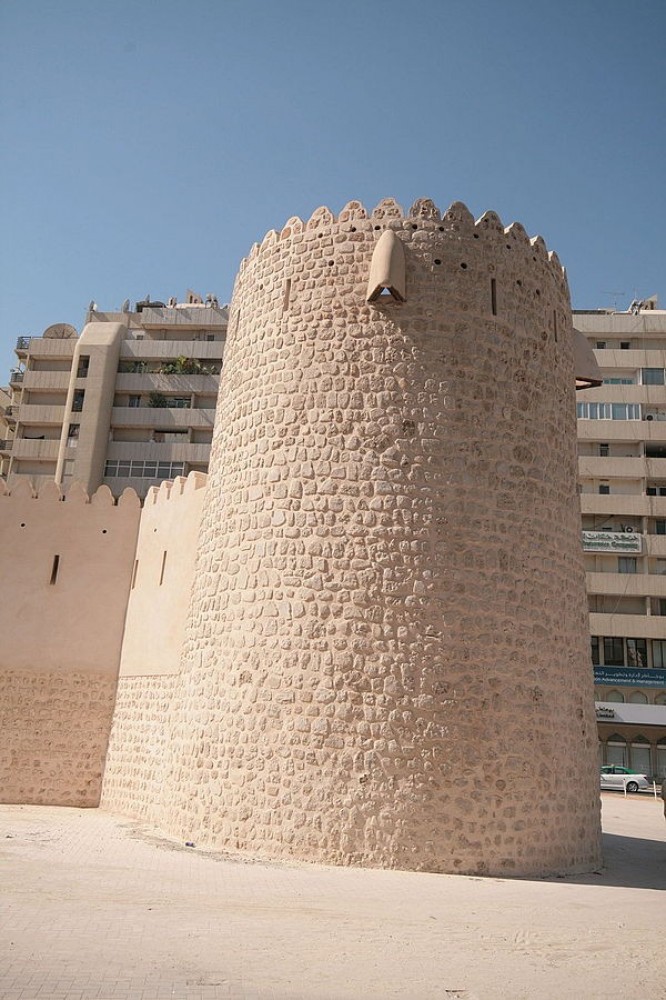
(366, 229), (406, 302)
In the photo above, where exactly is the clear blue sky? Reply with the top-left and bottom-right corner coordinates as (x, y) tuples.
(1, 0), (664, 370)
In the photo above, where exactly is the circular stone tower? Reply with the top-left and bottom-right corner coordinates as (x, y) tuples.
(164, 197), (601, 876)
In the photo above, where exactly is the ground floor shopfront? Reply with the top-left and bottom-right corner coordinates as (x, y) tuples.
(596, 701), (666, 780)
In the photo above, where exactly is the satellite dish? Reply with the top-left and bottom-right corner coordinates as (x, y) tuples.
(120, 299), (130, 312)
(87, 300), (98, 313)
(43, 323), (77, 340)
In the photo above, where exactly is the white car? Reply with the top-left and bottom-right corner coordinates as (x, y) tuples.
(600, 765), (651, 793)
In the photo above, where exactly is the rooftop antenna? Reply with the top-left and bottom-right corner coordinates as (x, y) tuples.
(120, 298), (130, 312)
(602, 291), (626, 312)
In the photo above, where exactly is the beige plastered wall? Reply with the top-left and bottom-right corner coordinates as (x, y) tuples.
(0, 478), (140, 806)
(100, 472), (207, 818)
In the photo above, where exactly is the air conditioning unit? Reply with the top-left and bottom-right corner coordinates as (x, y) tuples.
(646, 414), (654, 421)
(623, 526), (635, 533)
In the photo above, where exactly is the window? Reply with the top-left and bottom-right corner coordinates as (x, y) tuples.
(653, 639), (666, 668)
(591, 636), (600, 665)
(618, 557), (637, 574)
(76, 355), (90, 378)
(605, 377), (634, 385)
(72, 389), (85, 412)
(647, 484), (666, 497)
(642, 368), (665, 385)
(577, 401), (640, 420)
(599, 484), (610, 495)
(606, 734), (627, 765)
(599, 443), (609, 457)
(628, 692), (648, 705)
(626, 638), (647, 667)
(67, 423), (79, 448)
(167, 397), (191, 409)
(129, 395), (141, 408)
(603, 637), (625, 666)
(656, 520), (666, 535)
(104, 459), (185, 479)
(620, 341), (631, 350)
(596, 341), (606, 349)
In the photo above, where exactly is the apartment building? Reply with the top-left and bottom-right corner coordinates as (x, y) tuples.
(575, 297), (666, 776)
(1, 292), (227, 498)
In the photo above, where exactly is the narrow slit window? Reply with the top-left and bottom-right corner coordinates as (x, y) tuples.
(159, 550), (167, 586)
(50, 554), (60, 585)
(283, 278), (292, 312)
(553, 310), (558, 341)
(491, 278), (497, 316)
(131, 559), (139, 590)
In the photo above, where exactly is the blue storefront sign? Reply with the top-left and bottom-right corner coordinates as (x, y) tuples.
(594, 665), (666, 688)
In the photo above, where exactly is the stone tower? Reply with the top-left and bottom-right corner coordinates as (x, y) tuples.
(140, 198), (602, 875)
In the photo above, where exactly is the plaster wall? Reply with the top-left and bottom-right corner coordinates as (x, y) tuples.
(104, 197), (601, 875)
(0, 478), (140, 805)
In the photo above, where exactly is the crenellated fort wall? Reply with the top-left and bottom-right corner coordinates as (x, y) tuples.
(0, 479), (140, 806)
(101, 473), (207, 820)
(100, 197), (601, 875)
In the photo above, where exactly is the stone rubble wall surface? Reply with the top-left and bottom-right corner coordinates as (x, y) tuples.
(0, 670), (117, 806)
(105, 197), (602, 875)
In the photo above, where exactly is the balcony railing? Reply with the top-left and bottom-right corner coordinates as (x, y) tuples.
(15, 337), (31, 352)
(9, 370), (24, 384)
(0, 439), (12, 451)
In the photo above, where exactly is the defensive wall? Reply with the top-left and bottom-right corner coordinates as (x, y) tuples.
(101, 197), (602, 875)
(0, 479), (140, 806)
(101, 473), (207, 818)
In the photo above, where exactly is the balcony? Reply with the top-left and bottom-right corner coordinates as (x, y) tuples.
(588, 613), (666, 640)
(587, 571), (666, 599)
(580, 494), (666, 517)
(14, 404), (65, 425)
(119, 339), (225, 361)
(114, 373), (219, 394)
(106, 441), (211, 463)
(110, 406), (215, 429)
(21, 370), (71, 391)
(15, 337), (31, 354)
(578, 457), (645, 478)
(9, 369), (24, 385)
(3, 406), (17, 423)
(16, 338), (76, 360)
(10, 438), (60, 460)
(137, 305), (228, 330)
(0, 439), (12, 453)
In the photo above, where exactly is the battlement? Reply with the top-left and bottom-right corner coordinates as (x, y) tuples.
(0, 477), (140, 508)
(143, 471), (208, 508)
(237, 197), (568, 298)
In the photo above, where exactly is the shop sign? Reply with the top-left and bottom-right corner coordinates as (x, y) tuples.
(596, 706), (616, 719)
(594, 665), (666, 688)
(582, 530), (642, 553)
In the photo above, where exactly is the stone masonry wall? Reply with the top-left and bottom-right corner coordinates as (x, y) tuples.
(0, 670), (117, 806)
(0, 479), (140, 806)
(108, 197), (602, 875)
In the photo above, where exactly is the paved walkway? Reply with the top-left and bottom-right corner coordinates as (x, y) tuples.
(1, 795), (664, 1000)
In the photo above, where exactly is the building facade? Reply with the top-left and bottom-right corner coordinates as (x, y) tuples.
(575, 298), (666, 776)
(1, 292), (227, 498)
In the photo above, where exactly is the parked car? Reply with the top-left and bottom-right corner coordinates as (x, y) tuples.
(600, 765), (651, 793)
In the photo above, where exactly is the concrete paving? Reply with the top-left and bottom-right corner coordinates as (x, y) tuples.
(0, 794), (664, 1000)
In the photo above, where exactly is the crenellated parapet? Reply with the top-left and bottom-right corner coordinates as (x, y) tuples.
(235, 196), (570, 315)
(0, 477), (140, 508)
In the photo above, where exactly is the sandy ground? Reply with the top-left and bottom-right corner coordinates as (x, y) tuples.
(0, 793), (664, 1000)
